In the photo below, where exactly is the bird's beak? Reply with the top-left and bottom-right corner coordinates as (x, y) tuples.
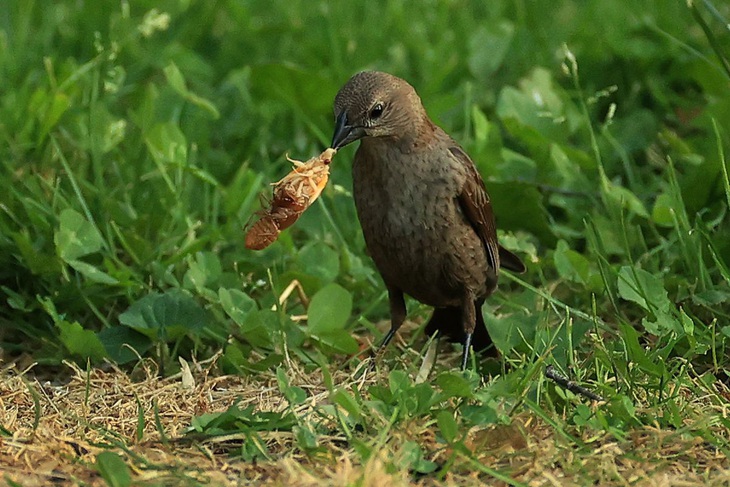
(331, 112), (365, 149)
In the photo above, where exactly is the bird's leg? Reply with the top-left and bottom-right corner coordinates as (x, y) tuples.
(377, 287), (406, 354)
(460, 291), (477, 371)
(461, 332), (473, 371)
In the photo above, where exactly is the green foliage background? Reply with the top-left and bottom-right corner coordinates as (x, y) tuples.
(1, 0), (730, 459)
(0, 0), (730, 483)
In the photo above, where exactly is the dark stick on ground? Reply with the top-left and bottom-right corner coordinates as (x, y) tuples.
(545, 365), (604, 402)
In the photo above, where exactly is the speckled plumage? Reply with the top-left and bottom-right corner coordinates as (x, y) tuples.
(331, 71), (524, 369)
(353, 130), (495, 306)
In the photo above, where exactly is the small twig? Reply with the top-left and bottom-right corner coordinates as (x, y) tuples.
(545, 365), (604, 402)
(270, 279), (310, 311)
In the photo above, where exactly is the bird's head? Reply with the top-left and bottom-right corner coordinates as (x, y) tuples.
(331, 71), (425, 150)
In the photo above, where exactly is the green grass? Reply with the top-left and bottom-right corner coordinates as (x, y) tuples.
(1, 0), (730, 484)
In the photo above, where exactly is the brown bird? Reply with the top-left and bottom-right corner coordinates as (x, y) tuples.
(331, 71), (525, 370)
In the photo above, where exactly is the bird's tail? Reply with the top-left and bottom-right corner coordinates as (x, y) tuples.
(424, 303), (497, 356)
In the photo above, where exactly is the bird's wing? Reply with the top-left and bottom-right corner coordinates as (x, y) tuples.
(448, 145), (500, 273)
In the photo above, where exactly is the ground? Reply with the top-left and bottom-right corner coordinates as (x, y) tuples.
(2, 356), (728, 486)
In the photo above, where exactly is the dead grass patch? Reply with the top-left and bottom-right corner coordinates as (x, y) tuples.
(0, 359), (728, 486)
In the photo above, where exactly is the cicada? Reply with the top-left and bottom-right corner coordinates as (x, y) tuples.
(245, 148), (336, 250)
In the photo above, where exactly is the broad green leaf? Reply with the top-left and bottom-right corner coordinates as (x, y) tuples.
(145, 122), (188, 166)
(89, 104), (127, 155)
(307, 283), (352, 334)
(651, 193), (675, 227)
(436, 371), (475, 399)
(436, 410), (459, 444)
(471, 105), (490, 143)
(641, 311), (682, 336)
(330, 389), (363, 421)
(553, 240), (591, 284)
(617, 266), (671, 314)
(276, 368), (307, 406)
(222, 341), (283, 373)
(461, 402), (499, 426)
(240, 309), (278, 348)
(184, 251), (222, 292)
(486, 312), (539, 355)
(468, 22), (514, 78)
(297, 242), (340, 284)
(118, 289), (208, 340)
(549, 143), (593, 190)
(2, 286), (29, 311)
(67, 260), (119, 285)
(39, 92), (70, 141)
(14, 231), (61, 276)
(496, 68), (568, 140)
(311, 330), (359, 355)
(388, 369), (411, 396)
(164, 63), (220, 119)
(604, 181), (649, 218)
(618, 321), (665, 377)
(97, 327), (152, 364)
(189, 403), (296, 435)
(95, 452), (132, 487)
(163, 63), (187, 94)
(57, 320), (108, 362)
(488, 181), (556, 245)
(497, 147), (537, 181)
(294, 425), (319, 451)
(398, 440), (438, 474)
(55, 209), (104, 261)
(679, 308), (695, 336)
(307, 282), (358, 352)
(219, 288), (257, 326)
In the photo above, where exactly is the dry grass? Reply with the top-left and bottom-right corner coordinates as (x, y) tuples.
(1, 358), (728, 486)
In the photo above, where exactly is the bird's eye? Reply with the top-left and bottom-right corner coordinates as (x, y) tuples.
(369, 103), (384, 120)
